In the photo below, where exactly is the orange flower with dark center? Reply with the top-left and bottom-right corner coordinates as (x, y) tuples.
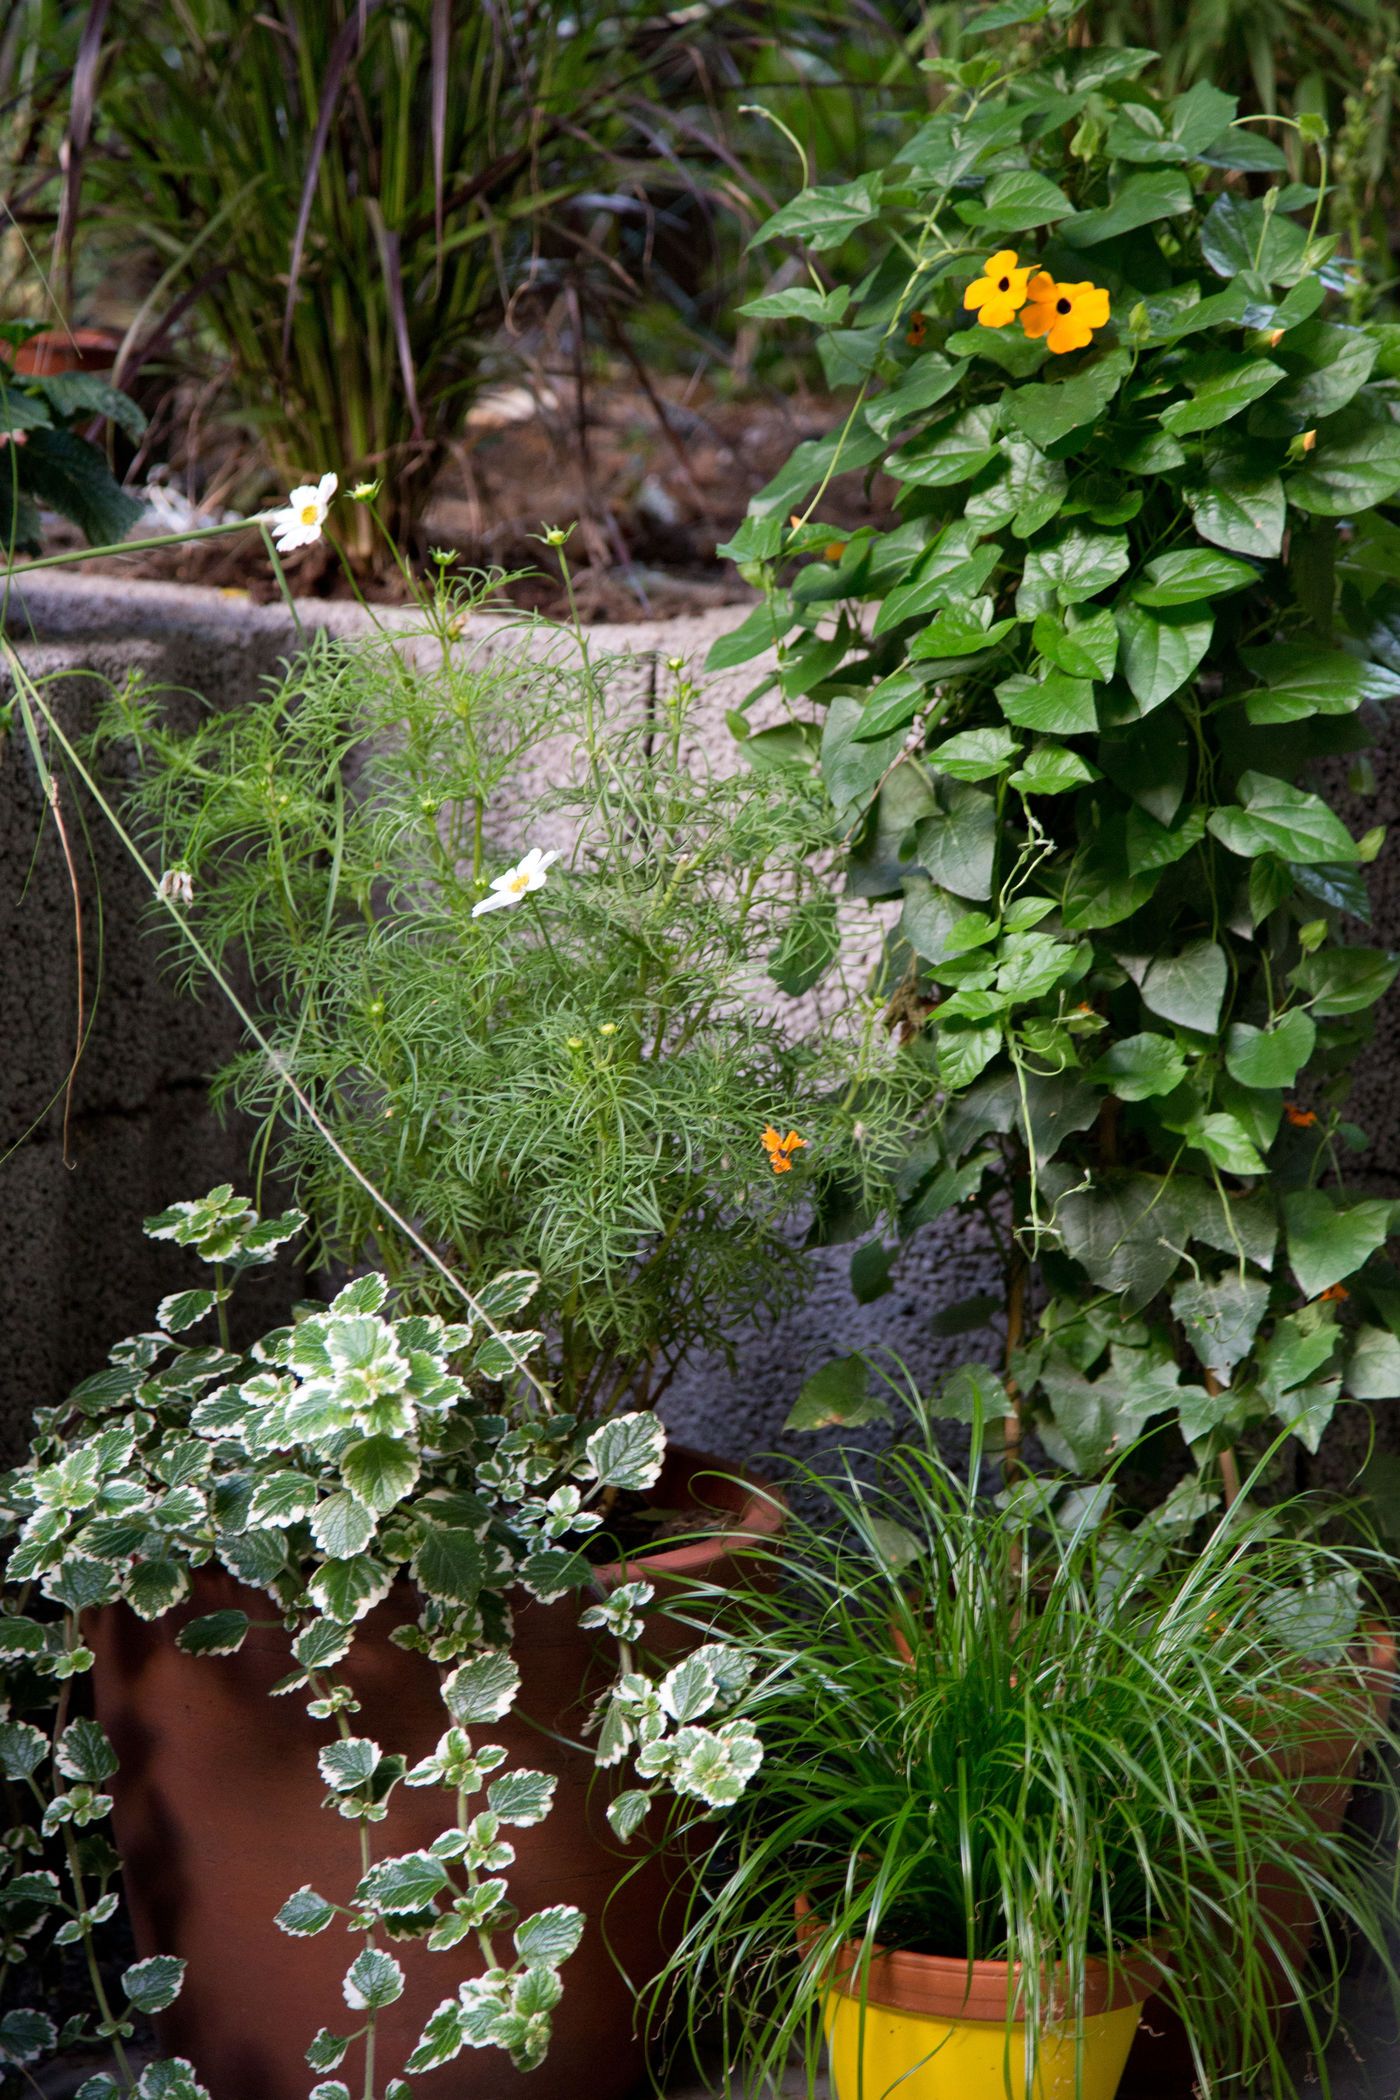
(1284, 1103), (1318, 1128)
(906, 310), (927, 348)
(1319, 1283), (1350, 1303)
(963, 250), (1034, 329)
(762, 1126), (807, 1174)
(1021, 272), (1110, 355)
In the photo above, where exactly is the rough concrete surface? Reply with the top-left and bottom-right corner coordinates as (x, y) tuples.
(2, 570), (1399, 1495)
(0, 570), (992, 1473)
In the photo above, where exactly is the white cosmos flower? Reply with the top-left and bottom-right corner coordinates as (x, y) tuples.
(472, 846), (559, 918)
(269, 471), (338, 552)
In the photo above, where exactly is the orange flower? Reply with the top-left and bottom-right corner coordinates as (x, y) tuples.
(824, 540), (847, 561)
(762, 1125), (808, 1174)
(1319, 1283), (1350, 1303)
(1284, 1103), (1318, 1128)
(906, 310), (927, 348)
(1021, 272), (1110, 355)
(963, 250), (1034, 329)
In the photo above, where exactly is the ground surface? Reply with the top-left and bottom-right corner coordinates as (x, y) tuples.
(32, 2008), (1400, 2099)
(48, 370), (893, 621)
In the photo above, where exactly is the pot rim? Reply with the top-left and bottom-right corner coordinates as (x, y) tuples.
(794, 1896), (1159, 2022)
(594, 1450), (785, 1590)
(1257, 1620), (1397, 1777)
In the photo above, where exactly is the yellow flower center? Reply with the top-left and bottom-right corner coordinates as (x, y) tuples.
(508, 872), (532, 892)
(300, 503), (319, 524)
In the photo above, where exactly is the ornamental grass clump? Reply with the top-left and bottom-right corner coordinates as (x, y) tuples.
(720, 33), (1400, 1505)
(54, 0), (739, 552)
(95, 556), (917, 1420)
(650, 1407), (1400, 2099)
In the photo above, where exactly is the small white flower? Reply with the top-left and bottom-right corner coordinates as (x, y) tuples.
(269, 471), (338, 552)
(472, 847), (559, 918)
(156, 867), (194, 907)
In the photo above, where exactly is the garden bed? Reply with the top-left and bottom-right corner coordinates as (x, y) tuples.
(45, 376), (894, 621)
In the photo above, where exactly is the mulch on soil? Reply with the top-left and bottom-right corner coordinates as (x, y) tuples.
(48, 372), (894, 623)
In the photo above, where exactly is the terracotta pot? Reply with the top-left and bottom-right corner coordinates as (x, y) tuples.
(90, 1443), (781, 2100)
(4, 327), (121, 376)
(795, 1899), (1154, 2100)
(1124, 1623), (1397, 2097)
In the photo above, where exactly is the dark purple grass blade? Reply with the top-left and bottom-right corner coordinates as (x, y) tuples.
(281, 0), (384, 363)
(56, 0), (113, 282)
(431, 0), (449, 271)
(368, 203), (423, 440)
(113, 265), (231, 393)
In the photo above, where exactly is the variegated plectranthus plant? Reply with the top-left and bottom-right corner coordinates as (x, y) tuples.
(0, 1191), (760, 2100)
(723, 26), (1400, 1519)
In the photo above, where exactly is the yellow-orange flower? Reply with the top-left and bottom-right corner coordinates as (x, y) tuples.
(762, 1125), (807, 1175)
(963, 251), (1034, 329)
(906, 309), (927, 348)
(1284, 1102), (1318, 1129)
(1319, 1282), (1350, 1303)
(1021, 272), (1110, 355)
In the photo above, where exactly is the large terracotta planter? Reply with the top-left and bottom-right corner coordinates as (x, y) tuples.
(4, 327), (121, 376)
(91, 1444), (780, 2100)
(796, 1899), (1153, 2100)
(1125, 1623), (1397, 2097)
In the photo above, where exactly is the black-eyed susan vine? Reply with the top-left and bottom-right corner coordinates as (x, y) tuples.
(964, 248), (1113, 354)
(717, 28), (1400, 1520)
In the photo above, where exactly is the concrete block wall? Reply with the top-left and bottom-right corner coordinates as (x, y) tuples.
(3, 571), (1395, 1484)
(0, 590), (316, 1457)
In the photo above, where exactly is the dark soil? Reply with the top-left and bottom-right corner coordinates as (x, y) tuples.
(56, 373), (895, 622)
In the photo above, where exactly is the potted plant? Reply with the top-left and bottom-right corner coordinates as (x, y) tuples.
(0, 500), (918, 2096)
(649, 1400), (1400, 2100)
(0, 1187), (776, 2100)
(0, 328), (146, 552)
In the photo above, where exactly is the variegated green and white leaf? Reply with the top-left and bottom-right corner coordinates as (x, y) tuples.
(514, 1904), (585, 1968)
(487, 1768), (556, 1827)
(311, 1492), (377, 1561)
(582, 1414), (666, 1494)
(0, 2009), (57, 2066)
(318, 1737), (380, 1793)
(156, 1289), (228, 1336)
(125, 1559), (191, 1620)
(276, 1885), (336, 1937)
(342, 1946), (404, 2011)
(122, 1954), (186, 2013)
(443, 1650), (520, 1725)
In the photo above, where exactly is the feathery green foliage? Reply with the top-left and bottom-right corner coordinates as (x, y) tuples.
(652, 1412), (1400, 2097)
(95, 563), (918, 1416)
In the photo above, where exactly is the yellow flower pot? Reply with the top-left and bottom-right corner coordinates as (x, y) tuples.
(823, 1981), (1142, 2100)
(798, 1898), (1152, 2100)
